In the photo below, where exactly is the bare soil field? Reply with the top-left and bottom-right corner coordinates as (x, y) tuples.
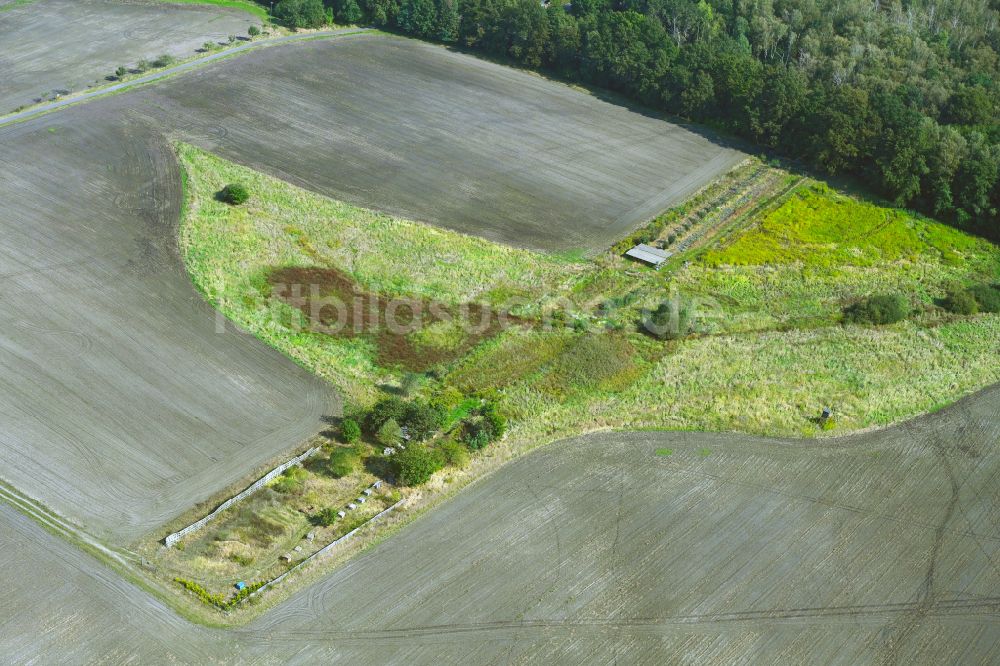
(0, 33), (739, 543)
(1, 385), (997, 663)
(0, 0), (257, 113)
(0, 105), (336, 543)
(72, 34), (740, 253)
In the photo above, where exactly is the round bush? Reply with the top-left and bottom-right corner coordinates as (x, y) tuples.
(394, 445), (444, 486)
(219, 183), (250, 205)
(942, 288), (979, 315)
(843, 293), (909, 326)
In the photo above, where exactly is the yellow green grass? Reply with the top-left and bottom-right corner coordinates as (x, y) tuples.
(179, 144), (1000, 438)
(685, 183), (1000, 333)
(701, 183), (989, 269)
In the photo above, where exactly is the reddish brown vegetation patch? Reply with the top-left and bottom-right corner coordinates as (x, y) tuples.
(268, 267), (527, 371)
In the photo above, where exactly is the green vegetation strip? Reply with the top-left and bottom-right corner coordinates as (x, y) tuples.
(179, 145), (1000, 438)
(0, 0), (36, 12)
(156, 0), (268, 20)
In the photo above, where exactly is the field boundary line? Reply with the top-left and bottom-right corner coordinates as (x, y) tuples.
(0, 27), (375, 129)
(246, 499), (405, 601)
(165, 446), (321, 547)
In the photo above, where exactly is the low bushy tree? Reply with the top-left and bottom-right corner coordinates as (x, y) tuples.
(248, 25), (261, 38)
(394, 445), (445, 485)
(366, 396), (407, 433)
(338, 0), (363, 23)
(115, 65), (127, 79)
(376, 418), (403, 448)
(462, 402), (506, 450)
(402, 401), (446, 440)
(273, 0), (327, 28)
(151, 54), (175, 68)
(843, 293), (909, 325)
(970, 284), (1000, 313)
(942, 288), (979, 315)
(340, 418), (361, 443)
(219, 183), (250, 205)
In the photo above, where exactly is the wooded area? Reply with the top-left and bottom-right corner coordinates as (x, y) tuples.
(275, 0), (1000, 238)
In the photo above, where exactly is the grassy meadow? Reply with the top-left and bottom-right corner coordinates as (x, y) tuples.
(172, 144), (1000, 617)
(178, 143), (586, 402)
(179, 145), (999, 438)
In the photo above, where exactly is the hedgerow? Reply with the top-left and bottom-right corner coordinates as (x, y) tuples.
(174, 578), (266, 610)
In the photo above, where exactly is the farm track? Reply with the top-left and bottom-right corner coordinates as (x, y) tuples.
(0, 0), (259, 113)
(0, 383), (997, 662)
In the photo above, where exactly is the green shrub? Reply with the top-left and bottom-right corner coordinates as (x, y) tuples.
(438, 438), (469, 467)
(461, 402), (506, 450)
(969, 284), (1000, 313)
(376, 418), (403, 448)
(328, 446), (359, 478)
(337, 0), (363, 23)
(174, 578), (266, 610)
(248, 25), (261, 38)
(366, 396), (407, 433)
(340, 418), (361, 444)
(401, 401), (446, 440)
(174, 578), (225, 608)
(365, 397), (446, 441)
(314, 506), (340, 527)
(273, 0), (327, 28)
(644, 299), (692, 339)
(219, 183), (250, 205)
(151, 54), (175, 68)
(464, 429), (491, 451)
(272, 465), (308, 493)
(481, 403), (506, 440)
(229, 580), (267, 606)
(843, 293), (909, 325)
(394, 445), (445, 485)
(114, 65), (127, 79)
(942, 288), (979, 315)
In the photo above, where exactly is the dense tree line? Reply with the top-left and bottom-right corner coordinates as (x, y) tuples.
(276, 0), (999, 237)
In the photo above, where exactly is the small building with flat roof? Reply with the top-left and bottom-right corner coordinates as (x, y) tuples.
(625, 243), (671, 269)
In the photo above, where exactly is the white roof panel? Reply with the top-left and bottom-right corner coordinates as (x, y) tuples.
(625, 244), (671, 265)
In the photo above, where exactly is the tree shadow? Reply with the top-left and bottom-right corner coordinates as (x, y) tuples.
(364, 455), (396, 481)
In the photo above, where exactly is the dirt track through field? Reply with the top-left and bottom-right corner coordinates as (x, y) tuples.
(0, 0), (258, 113)
(1, 384), (997, 662)
(0, 34), (740, 543)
